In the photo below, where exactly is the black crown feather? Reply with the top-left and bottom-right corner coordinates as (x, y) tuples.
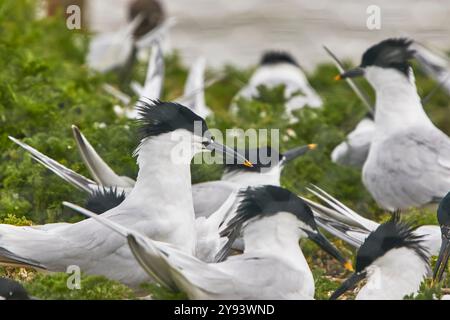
(223, 185), (316, 234)
(86, 187), (126, 214)
(260, 51), (299, 67)
(136, 100), (208, 139)
(361, 38), (416, 76)
(356, 212), (428, 272)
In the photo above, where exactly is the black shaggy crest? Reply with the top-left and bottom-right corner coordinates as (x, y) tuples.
(223, 146), (282, 173)
(360, 38), (416, 76)
(260, 51), (299, 67)
(136, 100), (208, 139)
(86, 188), (126, 214)
(356, 212), (428, 272)
(224, 185), (316, 232)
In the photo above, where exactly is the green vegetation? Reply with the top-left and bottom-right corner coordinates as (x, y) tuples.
(0, 0), (449, 299)
(24, 273), (136, 300)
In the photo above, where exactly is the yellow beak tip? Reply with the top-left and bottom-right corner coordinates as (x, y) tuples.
(308, 144), (318, 150)
(334, 74), (342, 81)
(244, 160), (254, 168)
(344, 261), (354, 272)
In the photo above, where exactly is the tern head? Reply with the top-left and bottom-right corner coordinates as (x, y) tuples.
(136, 100), (252, 167)
(0, 278), (30, 300)
(260, 51), (300, 68)
(223, 144), (316, 174)
(433, 192), (450, 282)
(330, 213), (428, 300)
(225, 185), (349, 267)
(129, 0), (165, 38)
(336, 38), (416, 86)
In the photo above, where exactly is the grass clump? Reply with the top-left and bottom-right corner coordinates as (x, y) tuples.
(24, 272), (136, 300)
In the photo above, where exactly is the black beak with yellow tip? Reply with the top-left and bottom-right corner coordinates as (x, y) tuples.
(433, 227), (450, 283)
(281, 143), (317, 164)
(335, 67), (365, 80)
(203, 139), (253, 168)
(304, 230), (354, 272)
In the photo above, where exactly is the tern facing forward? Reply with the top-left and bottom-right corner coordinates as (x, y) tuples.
(232, 51), (322, 119)
(337, 38), (450, 210)
(330, 213), (429, 300)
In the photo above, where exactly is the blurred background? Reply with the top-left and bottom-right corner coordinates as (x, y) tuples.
(48, 0), (450, 70)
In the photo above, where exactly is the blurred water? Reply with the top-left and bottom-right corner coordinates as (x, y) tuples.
(87, 0), (450, 70)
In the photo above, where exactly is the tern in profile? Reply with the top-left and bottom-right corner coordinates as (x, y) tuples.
(335, 38), (450, 210)
(1, 101), (250, 286)
(65, 185), (351, 300)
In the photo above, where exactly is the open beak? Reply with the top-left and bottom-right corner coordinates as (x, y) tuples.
(330, 271), (367, 300)
(282, 144), (317, 163)
(204, 140), (253, 168)
(433, 235), (450, 283)
(308, 231), (352, 271)
(335, 67), (365, 80)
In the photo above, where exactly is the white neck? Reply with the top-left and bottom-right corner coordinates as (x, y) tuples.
(242, 213), (306, 265)
(357, 247), (429, 300)
(123, 132), (196, 253)
(221, 166), (281, 187)
(365, 67), (432, 134)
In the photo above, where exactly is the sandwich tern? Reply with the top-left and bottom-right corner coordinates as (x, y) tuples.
(336, 38), (450, 210)
(86, 0), (167, 73)
(1, 101), (250, 286)
(329, 43), (445, 169)
(65, 185), (350, 300)
(330, 213), (429, 300)
(231, 51), (322, 119)
(305, 185), (441, 257)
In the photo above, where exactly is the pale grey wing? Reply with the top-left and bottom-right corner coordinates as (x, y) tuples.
(315, 216), (367, 248)
(363, 126), (450, 210)
(208, 255), (312, 300)
(331, 118), (375, 168)
(192, 181), (238, 218)
(71, 125), (135, 188)
(181, 57), (212, 118)
(195, 190), (239, 262)
(306, 185), (378, 231)
(414, 43), (450, 96)
(86, 15), (142, 72)
(127, 234), (238, 299)
(0, 222), (86, 270)
(8, 136), (98, 194)
(63, 202), (174, 288)
(141, 42), (164, 101)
